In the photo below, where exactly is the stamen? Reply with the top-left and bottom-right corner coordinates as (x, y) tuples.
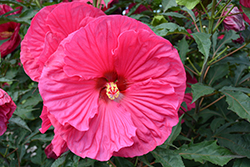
(106, 82), (120, 100)
(0, 31), (13, 38)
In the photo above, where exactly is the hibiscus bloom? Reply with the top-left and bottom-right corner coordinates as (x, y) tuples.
(0, 4), (21, 58)
(20, 2), (105, 82)
(0, 89), (16, 136)
(36, 14), (186, 161)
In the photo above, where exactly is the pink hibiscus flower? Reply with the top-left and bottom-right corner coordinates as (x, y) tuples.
(0, 4), (21, 58)
(36, 14), (186, 161)
(0, 89), (16, 136)
(20, 2), (105, 82)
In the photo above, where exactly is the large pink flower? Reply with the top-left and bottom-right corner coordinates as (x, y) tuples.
(37, 15), (186, 160)
(0, 4), (21, 58)
(20, 2), (105, 82)
(0, 89), (16, 136)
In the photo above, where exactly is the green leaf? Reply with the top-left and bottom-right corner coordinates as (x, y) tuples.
(152, 148), (185, 167)
(9, 115), (32, 132)
(177, 141), (235, 166)
(176, 0), (199, 9)
(220, 86), (250, 94)
(151, 15), (168, 26)
(51, 155), (67, 167)
(210, 118), (225, 132)
(177, 37), (189, 64)
(192, 32), (211, 63)
(233, 158), (250, 167)
(165, 115), (183, 145)
(114, 157), (134, 167)
(215, 30), (239, 55)
(162, 12), (186, 18)
(151, 22), (188, 36)
(0, 38), (11, 46)
(220, 90), (250, 122)
(191, 83), (215, 103)
(162, 0), (177, 12)
(207, 64), (229, 86)
(233, 65), (248, 86)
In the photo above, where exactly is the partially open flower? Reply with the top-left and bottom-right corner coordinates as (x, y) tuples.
(0, 4), (21, 58)
(20, 2), (105, 82)
(37, 15), (186, 161)
(240, 0), (250, 25)
(0, 89), (16, 136)
(222, 5), (245, 31)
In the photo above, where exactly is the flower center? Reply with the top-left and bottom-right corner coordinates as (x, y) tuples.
(0, 31), (13, 38)
(106, 82), (120, 100)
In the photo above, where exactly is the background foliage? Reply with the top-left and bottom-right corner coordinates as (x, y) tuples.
(1, 0), (250, 166)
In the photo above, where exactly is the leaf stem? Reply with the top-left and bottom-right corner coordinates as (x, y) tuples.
(210, 43), (247, 65)
(199, 0), (210, 19)
(200, 95), (226, 111)
(184, 64), (199, 76)
(187, 57), (201, 76)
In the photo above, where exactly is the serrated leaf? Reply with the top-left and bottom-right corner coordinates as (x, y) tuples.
(207, 64), (229, 86)
(151, 22), (188, 36)
(177, 37), (189, 64)
(220, 90), (250, 122)
(191, 83), (215, 103)
(152, 148), (185, 167)
(176, 0), (199, 9)
(177, 141), (235, 166)
(192, 32), (211, 63)
(9, 115), (32, 132)
(162, 0), (177, 12)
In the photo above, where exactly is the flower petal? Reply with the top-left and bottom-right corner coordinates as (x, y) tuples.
(114, 79), (179, 157)
(48, 100), (136, 161)
(39, 106), (52, 133)
(39, 46), (100, 132)
(63, 15), (154, 80)
(114, 29), (186, 107)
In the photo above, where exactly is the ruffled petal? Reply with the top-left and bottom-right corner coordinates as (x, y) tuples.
(20, 4), (57, 81)
(48, 100), (136, 161)
(50, 132), (68, 157)
(114, 29), (186, 107)
(63, 15), (154, 80)
(39, 46), (100, 132)
(114, 79), (179, 157)
(39, 106), (52, 133)
(46, 2), (105, 37)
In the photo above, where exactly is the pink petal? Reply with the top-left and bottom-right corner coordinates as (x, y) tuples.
(39, 106), (52, 133)
(50, 132), (68, 157)
(0, 89), (16, 136)
(113, 79), (179, 157)
(48, 100), (136, 161)
(114, 29), (186, 107)
(20, 4), (57, 81)
(39, 46), (100, 132)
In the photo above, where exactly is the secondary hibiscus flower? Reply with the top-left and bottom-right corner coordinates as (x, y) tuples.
(20, 2), (105, 82)
(0, 4), (21, 58)
(240, 0), (250, 25)
(0, 89), (16, 136)
(37, 15), (186, 161)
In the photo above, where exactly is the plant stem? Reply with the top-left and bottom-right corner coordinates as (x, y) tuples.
(199, 0), (210, 19)
(210, 43), (247, 65)
(184, 64), (199, 76)
(200, 95), (225, 111)
(187, 57), (201, 75)
(208, 0), (217, 34)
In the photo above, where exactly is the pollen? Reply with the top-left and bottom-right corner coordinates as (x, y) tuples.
(0, 31), (13, 38)
(106, 82), (120, 100)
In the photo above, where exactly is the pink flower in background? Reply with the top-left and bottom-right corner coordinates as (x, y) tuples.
(0, 4), (21, 58)
(240, 0), (250, 25)
(0, 89), (16, 136)
(125, 3), (150, 14)
(178, 73), (197, 122)
(20, 2), (105, 82)
(37, 15), (186, 160)
(222, 5), (245, 31)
